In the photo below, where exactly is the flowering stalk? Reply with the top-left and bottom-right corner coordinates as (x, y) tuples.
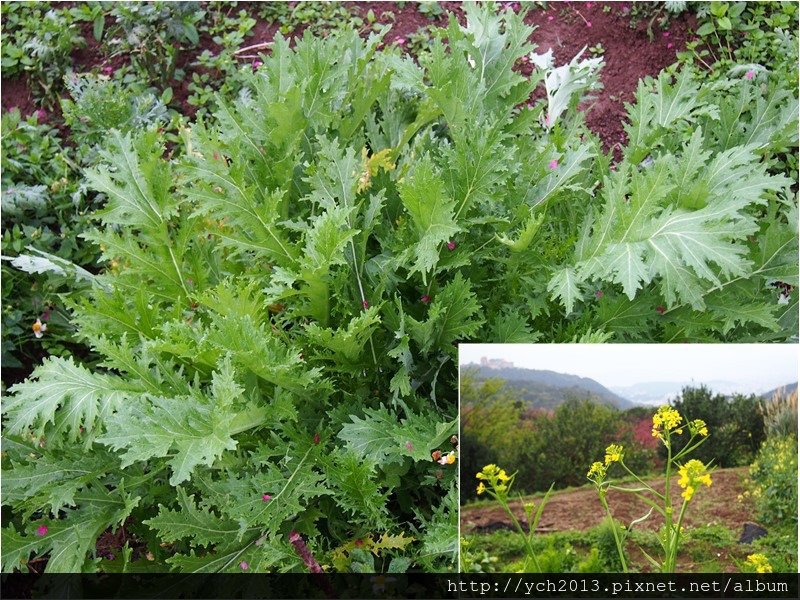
(587, 407), (712, 573)
(476, 464), (553, 572)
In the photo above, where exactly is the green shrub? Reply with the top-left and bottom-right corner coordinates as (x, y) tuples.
(667, 386), (765, 467)
(746, 435), (798, 528)
(592, 517), (628, 572)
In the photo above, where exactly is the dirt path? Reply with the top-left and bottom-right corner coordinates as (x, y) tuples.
(462, 467), (754, 534)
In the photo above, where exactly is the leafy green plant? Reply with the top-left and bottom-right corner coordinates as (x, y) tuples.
(683, 1), (798, 86)
(0, 3), (85, 104)
(186, 5), (257, 114)
(104, 1), (205, 87)
(417, 2), (444, 20)
(258, 1), (363, 36)
(1, 108), (98, 377)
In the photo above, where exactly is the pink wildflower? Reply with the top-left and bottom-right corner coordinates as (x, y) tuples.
(586, 20), (592, 27)
(362, 299), (370, 309)
(656, 305), (666, 315)
(446, 240), (456, 251)
(667, 43), (674, 49)
(34, 109), (46, 121)
(548, 159), (559, 170)
(405, 441), (414, 451)
(663, 31), (670, 37)
(252, 59), (263, 71)
(394, 37), (406, 45)
(744, 70), (755, 80)
(36, 525), (48, 537)
(420, 294), (430, 304)
(239, 561), (249, 570)
(101, 65), (114, 76)
(595, 290), (604, 299)
(262, 493), (272, 502)
(548, 15), (554, 21)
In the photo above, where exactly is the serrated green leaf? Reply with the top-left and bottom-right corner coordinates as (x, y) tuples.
(144, 487), (239, 547)
(3, 357), (140, 444)
(399, 158), (460, 283)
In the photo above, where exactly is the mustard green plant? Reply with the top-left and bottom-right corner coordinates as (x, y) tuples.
(587, 406), (712, 573)
(475, 464), (553, 572)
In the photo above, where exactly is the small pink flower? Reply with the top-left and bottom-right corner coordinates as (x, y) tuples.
(656, 305), (666, 315)
(361, 299), (370, 309)
(420, 294), (430, 304)
(36, 525), (48, 537)
(595, 290), (604, 299)
(354, 538), (364, 547)
(394, 37), (406, 45)
(548, 159), (559, 170)
(586, 20), (592, 27)
(548, 15), (554, 21)
(667, 43), (674, 49)
(446, 240), (456, 251)
(405, 441), (414, 451)
(663, 31), (670, 38)
(586, 2), (593, 7)
(34, 109), (46, 121)
(101, 65), (114, 76)
(262, 493), (272, 502)
(239, 561), (249, 570)
(744, 70), (755, 80)
(252, 59), (263, 70)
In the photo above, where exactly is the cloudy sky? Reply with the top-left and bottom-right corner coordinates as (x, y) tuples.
(459, 344), (798, 392)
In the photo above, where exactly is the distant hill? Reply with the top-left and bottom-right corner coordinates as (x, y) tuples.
(611, 380), (798, 405)
(463, 364), (635, 410)
(760, 382), (798, 399)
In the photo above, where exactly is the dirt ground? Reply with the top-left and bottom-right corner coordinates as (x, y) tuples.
(462, 467), (755, 535)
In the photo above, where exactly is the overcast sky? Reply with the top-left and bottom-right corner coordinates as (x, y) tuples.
(459, 344), (799, 391)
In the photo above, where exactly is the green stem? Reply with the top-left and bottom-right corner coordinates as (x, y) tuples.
(497, 495), (542, 572)
(663, 433), (674, 573)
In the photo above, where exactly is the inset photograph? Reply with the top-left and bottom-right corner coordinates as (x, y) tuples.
(460, 344), (798, 574)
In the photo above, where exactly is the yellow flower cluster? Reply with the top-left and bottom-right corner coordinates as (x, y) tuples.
(604, 444), (624, 465)
(677, 459), (712, 501)
(476, 464), (512, 495)
(587, 461), (607, 483)
(688, 419), (709, 437)
(652, 405), (683, 440)
(746, 553), (773, 573)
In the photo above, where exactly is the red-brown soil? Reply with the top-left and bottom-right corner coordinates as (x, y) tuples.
(461, 467), (754, 535)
